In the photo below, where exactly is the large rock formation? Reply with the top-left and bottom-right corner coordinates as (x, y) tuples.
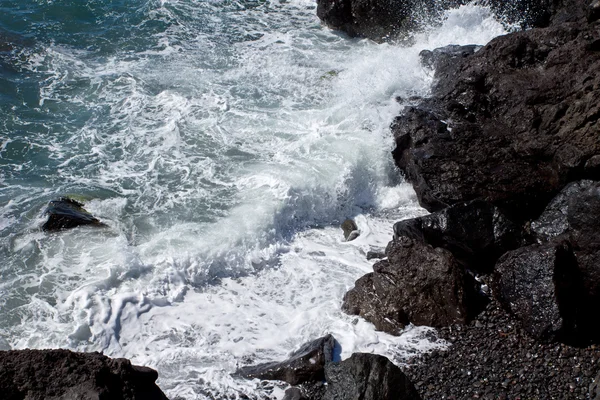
(342, 237), (469, 334)
(316, 0), (568, 42)
(0, 349), (168, 400)
(392, 8), (600, 220)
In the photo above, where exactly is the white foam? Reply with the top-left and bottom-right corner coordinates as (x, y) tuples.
(0, 2), (507, 399)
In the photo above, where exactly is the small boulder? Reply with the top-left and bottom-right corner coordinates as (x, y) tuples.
(235, 335), (335, 385)
(323, 353), (421, 400)
(42, 197), (105, 232)
(342, 238), (469, 335)
(492, 242), (581, 342)
(341, 219), (360, 242)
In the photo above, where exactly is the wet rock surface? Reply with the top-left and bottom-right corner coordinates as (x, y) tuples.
(42, 197), (105, 232)
(405, 301), (600, 400)
(236, 335), (336, 385)
(393, 200), (525, 274)
(324, 353), (421, 400)
(315, 0), (560, 42)
(492, 242), (580, 342)
(392, 13), (600, 220)
(342, 238), (470, 335)
(0, 349), (168, 400)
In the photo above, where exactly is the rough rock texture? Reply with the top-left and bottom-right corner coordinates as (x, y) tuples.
(405, 301), (600, 400)
(342, 238), (469, 335)
(236, 335), (335, 385)
(316, 0), (441, 42)
(530, 180), (600, 343)
(392, 12), (600, 220)
(42, 197), (105, 232)
(492, 242), (580, 342)
(324, 353), (421, 400)
(316, 0), (564, 42)
(419, 45), (482, 89)
(0, 349), (168, 400)
(283, 387), (309, 400)
(393, 200), (524, 274)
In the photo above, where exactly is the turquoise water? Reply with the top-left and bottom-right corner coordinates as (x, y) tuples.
(0, 1), (506, 398)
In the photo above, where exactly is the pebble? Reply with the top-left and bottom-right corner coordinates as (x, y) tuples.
(404, 301), (600, 400)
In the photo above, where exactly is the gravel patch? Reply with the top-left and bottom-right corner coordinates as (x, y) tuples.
(405, 301), (600, 400)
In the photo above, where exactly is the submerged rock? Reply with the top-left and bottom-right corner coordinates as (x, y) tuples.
(393, 200), (524, 274)
(324, 353), (421, 400)
(42, 197), (105, 232)
(342, 238), (469, 335)
(235, 334), (336, 385)
(0, 349), (168, 400)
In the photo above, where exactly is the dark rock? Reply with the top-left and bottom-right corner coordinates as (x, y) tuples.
(341, 219), (359, 241)
(0, 349), (168, 400)
(392, 20), (600, 220)
(531, 180), (599, 243)
(42, 197), (105, 232)
(393, 200), (524, 273)
(420, 45), (482, 90)
(589, 0), (600, 22)
(283, 387), (308, 400)
(530, 180), (600, 343)
(316, 0), (440, 42)
(492, 242), (581, 342)
(315, 0), (569, 42)
(366, 250), (385, 260)
(342, 238), (469, 335)
(324, 353), (421, 400)
(236, 335), (335, 385)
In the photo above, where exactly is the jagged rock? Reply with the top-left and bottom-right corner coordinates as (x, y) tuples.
(315, 0), (563, 42)
(0, 349), (168, 400)
(393, 200), (524, 273)
(235, 335), (335, 385)
(492, 242), (581, 342)
(323, 353), (421, 400)
(316, 0), (439, 42)
(42, 197), (105, 232)
(419, 45), (482, 92)
(529, 180), (600, 343)
(342, 238), (469, 335)
(531, 180), (599, 242)
(392, 18), (600, 220)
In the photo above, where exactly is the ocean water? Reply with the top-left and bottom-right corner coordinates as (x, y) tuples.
(0, 1), (506, 398)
